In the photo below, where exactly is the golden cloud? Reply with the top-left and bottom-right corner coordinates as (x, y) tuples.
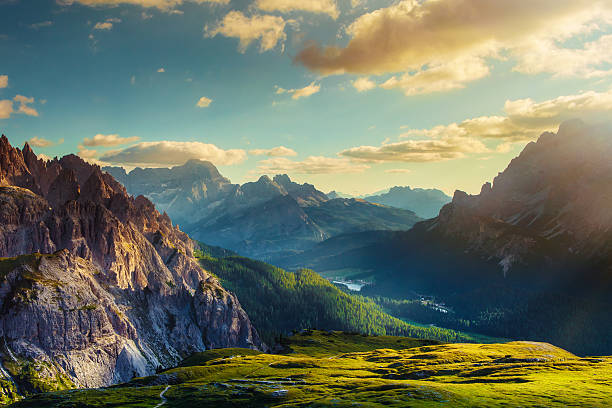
(255, 0), (339, 19)
(100, 141), (246, 166)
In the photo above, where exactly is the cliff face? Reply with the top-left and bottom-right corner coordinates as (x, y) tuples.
(0, 135), (261, 394)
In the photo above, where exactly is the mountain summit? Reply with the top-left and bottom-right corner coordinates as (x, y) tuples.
(0, 135), (261, 397)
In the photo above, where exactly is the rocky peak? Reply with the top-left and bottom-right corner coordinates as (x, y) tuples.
(47, 168), (80, 208)
(0, 135), (263, 394)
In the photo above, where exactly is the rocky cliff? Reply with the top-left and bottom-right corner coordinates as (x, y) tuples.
(0, 135), (261, 399)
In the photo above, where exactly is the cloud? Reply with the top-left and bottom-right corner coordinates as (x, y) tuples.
(13, 95), (38, 117)
(512, 34), (612, 78)
(397, 88), (612, 145)
(385, 168), (412, 174)
(100, 141), (246, 166)
(380, 56), (490, 95)
(157, 67), (165, 72)
(28, 137), (55, 147)
(93, 18), (121, 30)
(276, 81), (320, 100)
(255, 0), (339, 19)
(249, 146), (297, 157)
(257, 156), (369, 174)
(294, 0), (612, 91)
(94, 22), (113, 30)
(0, 100), (12, 119)
(196, 96), (213, 107)
(0, 95), (39, 119)
(77, 145), (99, 159)
(206, 11), (288, 53)
(29, 21), (53, 29)
(0, 75), (7, 88)
(352, 77), (375, 92)
(340, 136), (488, 163)
(82, 133), (140, 147)
(57, 0), (229, 11)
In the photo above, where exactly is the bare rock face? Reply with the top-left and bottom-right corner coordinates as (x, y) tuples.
(0, 135), (262, 396)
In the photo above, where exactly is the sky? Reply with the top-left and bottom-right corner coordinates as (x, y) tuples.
(1, 0), (612, 196)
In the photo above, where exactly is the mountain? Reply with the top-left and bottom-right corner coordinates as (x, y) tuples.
(364, 186), (451, 218)
(279, 121), (612, 355)
(103, 164), (422, 262)
(0, 135), (261, 401)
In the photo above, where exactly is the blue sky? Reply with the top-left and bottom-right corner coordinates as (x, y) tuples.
(1, 0), (612, 195)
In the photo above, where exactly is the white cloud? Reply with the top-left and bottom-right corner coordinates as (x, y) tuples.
(249, 146), (297, 157)
(0, 75), (7, 89)
(257, 156), (369, 174)
(13, 95), (38, 117)
(385, 168), (412, 174)
(276, 81), (321, 100)
(0, 95), (39, 119)
(380, 56), (490, 95)
(77, 145), (99, 159)
(0, 100), (12, 119)
(82, 133), (140, 147)
(57, 0), (229, 11)
(196, 96), (213, 107)
(157, 67), (165, 73)
(255, 0), (339, 19)
(352, 77), (376, 92)
(395, 88), (612, 147)
(206, 11), (288, 53)
(93, 21), (114, 30)
(340, 136), (488, 163)
(100, 141), (246, 166)
(28, 136), (54, 147)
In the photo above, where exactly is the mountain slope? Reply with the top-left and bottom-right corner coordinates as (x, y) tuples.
(193, 244), (478, 346)
(280, 121), (612, 355)
(103, 164), (422, 261)
(0, 135), (261, 400)
(364, 186), (451, 218)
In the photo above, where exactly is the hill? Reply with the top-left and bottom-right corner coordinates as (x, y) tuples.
(9, 331), (612, 407)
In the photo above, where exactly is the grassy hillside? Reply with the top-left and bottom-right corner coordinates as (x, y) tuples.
(10, 331), (612, 407)
(194, 244), (481, 346)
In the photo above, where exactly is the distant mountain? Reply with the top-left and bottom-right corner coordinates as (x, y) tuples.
(280, 121), (612, 355)
(364, 186), (451, 218)
(103, 164), (422, 262)
(0, 135), (261, 401)
(326, 190), (354, 199)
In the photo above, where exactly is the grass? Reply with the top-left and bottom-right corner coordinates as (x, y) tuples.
(8, 331), (612, 407)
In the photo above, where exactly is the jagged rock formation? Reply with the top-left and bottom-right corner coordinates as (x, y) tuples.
(0, 135), (261, 397)
(364, 186), (451, 219)
(103, 163), (421, 262)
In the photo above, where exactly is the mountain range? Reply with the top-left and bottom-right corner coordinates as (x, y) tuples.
(0, 136), (261, 398)
(104, 165), (423, 262)
(277, 120), (612, 355)
(363, 186), (451, 218)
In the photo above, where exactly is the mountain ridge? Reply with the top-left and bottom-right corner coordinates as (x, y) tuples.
(0, 135), (262, 398)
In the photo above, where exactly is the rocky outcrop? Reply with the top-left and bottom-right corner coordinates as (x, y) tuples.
(0, 135), (262, 397)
